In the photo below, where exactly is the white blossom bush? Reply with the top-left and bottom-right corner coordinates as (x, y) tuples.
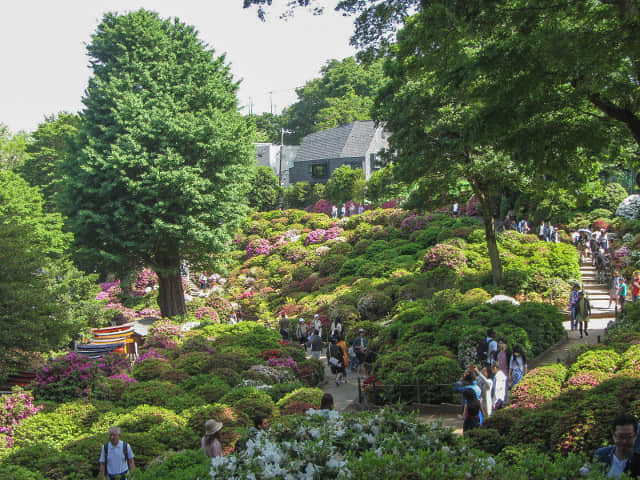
(210, 408), (457, 480)
(616, 194), (640, 219)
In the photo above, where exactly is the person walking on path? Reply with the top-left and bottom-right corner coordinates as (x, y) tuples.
(508, 346), (528, 390)
(610, 271), (623, 309)
(99, 427), (135, 480)
(462, 388), (482, 433)
(470, 364), (493, 418)
(632, 272), (640, 302)
(575, 291), (591, 338)
(308, 329), (323, 360)
(496, 339), (510, 377)
(201, 420), (223, 458)
(619, 278), (628, 311)
(296, 318), (309, 351)
(569, 283), (580, 331)
(279, 311), (290, 341)
(328, 336), (347, 385)
(352, 329), (368, 376)
(491, 363), (508, 410)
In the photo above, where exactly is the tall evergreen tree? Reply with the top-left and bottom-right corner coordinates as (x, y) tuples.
(61, 9), (254, 318)
(0, 170), (104, 377)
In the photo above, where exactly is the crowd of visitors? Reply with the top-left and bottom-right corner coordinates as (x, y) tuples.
(454, 330), (527, 434)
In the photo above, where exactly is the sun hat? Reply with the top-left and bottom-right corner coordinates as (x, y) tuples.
(204, 419), (223, 436)
(359, 328), (364, 333)
(299, 318), (304, 322)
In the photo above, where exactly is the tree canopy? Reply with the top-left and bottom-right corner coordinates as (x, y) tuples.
(248, 166), (282, 211)
(18, 113), (80, 212)
(280, 57), (385, 144)
(375, 5), (610, 284)
(0, 170), (104, 377)
(0, 124), (28, 171)
(61, 9), (254, 318)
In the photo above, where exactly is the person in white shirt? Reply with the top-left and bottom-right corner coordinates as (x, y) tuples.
(491, 363), (508, 410)
(99, 426), (135, 480)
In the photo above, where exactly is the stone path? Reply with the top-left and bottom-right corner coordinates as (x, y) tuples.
(531, 264), (616, 368)
(315, 264), (616, 434)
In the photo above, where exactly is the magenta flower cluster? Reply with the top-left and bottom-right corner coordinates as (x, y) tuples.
(267, 356), (299, 372)
(132, 267), (158, 296)
(108, 372), (137, 383)
(400, 214), (430, 233)
(33, 351), (100, 401)
(194, 306), (220, 322)
(246, 238), (273, 258)
(305, 200), (333, 216)
(381, 199), (403, 209)
(134, 348), (167, 364)
(144, 319), (184, 349)
(96, 280), (121, 301)
(422, 244), (467, 272)
(305, 227), (344, 246)
(0, 389), (42, 447)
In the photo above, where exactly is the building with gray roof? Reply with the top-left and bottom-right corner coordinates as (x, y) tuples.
(288, 120), (389, 185)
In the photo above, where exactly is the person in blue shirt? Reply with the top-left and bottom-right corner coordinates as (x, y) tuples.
(592, 414), (640, 478)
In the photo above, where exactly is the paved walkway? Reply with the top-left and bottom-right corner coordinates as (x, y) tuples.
(532, 264), (616, 368)
(314, 264), (618, 435)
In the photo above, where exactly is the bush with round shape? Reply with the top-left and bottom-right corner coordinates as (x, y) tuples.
(318, 254), (347, 276)
(411, 355), (461, 404)
(619, 344), (640, 372)
(509, 364), (567, 409)
(119, 380), (186, 408)
(32, 351), (101, 402)
(132, 357), (175, 382)
(357, 292), (393, 321)
(192, 377), (232, 403)
(2, 445), (92, 480)
(0, 465), (45, 480)
(564, 370), (609, 391)
(296, 359), (325, 387)
(233, 393), (278, 420)
(460, 287), (491, 304)
(275, 387), (324, 409)
(115, 404), (184, 433)
(12, 410), (84, 450)
(264, 381), (305, 402)
(124, 449), (210, 480)
(569, 349), (621, 376)
(174, 352), (212, 376)
(205, 351), (259, 374)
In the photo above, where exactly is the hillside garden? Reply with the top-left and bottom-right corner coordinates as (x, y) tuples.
(5, 204), (639, 478)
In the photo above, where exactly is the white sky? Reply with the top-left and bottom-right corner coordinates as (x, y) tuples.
(0, 0), (357, 134)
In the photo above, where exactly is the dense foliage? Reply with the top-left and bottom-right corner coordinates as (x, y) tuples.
(60, 9), (254, 318)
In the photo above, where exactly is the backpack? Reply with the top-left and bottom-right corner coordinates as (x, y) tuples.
(476, 338), (489, 363)
(103, 441), (129, 470)
(476, 338), (496, 365)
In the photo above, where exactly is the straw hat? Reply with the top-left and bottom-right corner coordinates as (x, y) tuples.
(204, 419), (223, 436)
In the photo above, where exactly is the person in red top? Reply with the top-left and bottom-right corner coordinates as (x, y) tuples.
(632, 272), (640, 303)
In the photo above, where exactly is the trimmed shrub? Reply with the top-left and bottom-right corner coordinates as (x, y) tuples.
(275, 387), (324, 409)
(132, 357), (175, 381)
(569, 349), (621, 376)
(119, 380), (186, 408)
(509, 364), (567, 408)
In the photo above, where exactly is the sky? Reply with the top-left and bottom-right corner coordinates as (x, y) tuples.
(0, 0), (357, 134)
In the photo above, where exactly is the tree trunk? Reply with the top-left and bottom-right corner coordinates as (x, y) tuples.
(157, 267), (186, 319)
(473, 184), (503, 285)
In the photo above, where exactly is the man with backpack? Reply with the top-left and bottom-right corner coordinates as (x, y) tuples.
(99, 426), (135, 480)
(477, 329), (498, 368)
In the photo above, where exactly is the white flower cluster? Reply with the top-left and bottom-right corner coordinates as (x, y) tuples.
(616, 194), (640, 220)
(210, 408), (455, 480)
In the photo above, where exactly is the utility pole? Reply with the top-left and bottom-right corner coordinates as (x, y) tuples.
(269, 91), (274, 115)
(279, 129), (294, 187)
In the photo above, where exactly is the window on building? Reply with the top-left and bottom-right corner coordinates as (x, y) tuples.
(310, 163), (328, 178)
(370, 153), (381, 171)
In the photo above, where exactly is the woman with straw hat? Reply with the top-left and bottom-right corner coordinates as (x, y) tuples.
(201, 419), (223, 458)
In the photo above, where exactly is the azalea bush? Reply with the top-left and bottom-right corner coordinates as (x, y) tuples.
(32, 352), (101, 402)
(0, 388), (43, 449)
